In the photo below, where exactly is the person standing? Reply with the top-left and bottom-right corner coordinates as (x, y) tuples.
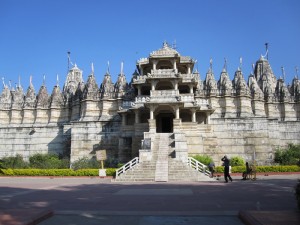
(208, 161), (215, 178)
(221, 155), (232, 182)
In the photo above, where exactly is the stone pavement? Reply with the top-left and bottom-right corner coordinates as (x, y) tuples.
(0, 173), (299, 225)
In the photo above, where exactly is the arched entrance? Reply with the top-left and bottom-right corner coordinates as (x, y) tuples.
(156, 112), (174, 133)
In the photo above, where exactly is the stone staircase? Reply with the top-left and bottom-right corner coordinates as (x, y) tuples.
(154, 133), (170, 182)
(168, 159), (212, 181)
(115, 132), (214, 182)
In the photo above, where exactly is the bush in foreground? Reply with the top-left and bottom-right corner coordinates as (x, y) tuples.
(275, 144), (300, 166)
(0, 168), (116, 177)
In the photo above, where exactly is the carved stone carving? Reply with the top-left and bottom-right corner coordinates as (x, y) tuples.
(50, 85), (64, 107)
(36, 85), (49, 108)
(83, 74), (99, 100)
(114, 73), (128, 98)
(100, 72), (114, 99)
(24, 84), (36, 108)
(11, 86), (24, 109)
(0, 86), (12, 109)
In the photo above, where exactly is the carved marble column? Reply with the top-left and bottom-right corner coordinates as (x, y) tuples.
(191, 109), (196, 122)
(176, 106), (180, 119)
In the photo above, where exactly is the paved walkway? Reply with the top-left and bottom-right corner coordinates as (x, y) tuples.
(0, 174), (299, 225)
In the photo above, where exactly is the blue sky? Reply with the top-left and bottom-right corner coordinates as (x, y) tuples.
(0, 0), (299, 92)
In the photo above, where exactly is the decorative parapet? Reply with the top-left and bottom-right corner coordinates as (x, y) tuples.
(132, 75), (147, 83)
(151, 90), (179, 97)
(180, 94), (194, 103)
(149, 69), (178, 78)
(137, 57), (149, 64)
(181, 73), (195, 82)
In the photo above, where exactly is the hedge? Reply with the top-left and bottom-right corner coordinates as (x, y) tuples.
(0, 166), (298, 177)
(215, 165), (300, 173)
(0, 168), (116, 177)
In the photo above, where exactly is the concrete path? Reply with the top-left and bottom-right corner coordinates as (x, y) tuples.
(0, 174), (299, 225)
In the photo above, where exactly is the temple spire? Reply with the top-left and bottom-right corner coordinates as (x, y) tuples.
(296, 66), (299, 79)
(209, 58), (213, 71)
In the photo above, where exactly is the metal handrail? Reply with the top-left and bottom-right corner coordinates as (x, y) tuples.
(187, 157), (211, 176)
(116, 157), (139, 177)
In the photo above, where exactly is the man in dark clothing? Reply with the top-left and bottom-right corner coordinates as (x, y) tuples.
(221, 155), (233, 182)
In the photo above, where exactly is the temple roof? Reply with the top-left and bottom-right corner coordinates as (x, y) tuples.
(149, 41), (179, 58)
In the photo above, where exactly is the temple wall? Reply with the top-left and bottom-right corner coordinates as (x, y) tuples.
(0, 124), (66, 160)
(181, 117), (300, 166)
(69, 120), (121, 164)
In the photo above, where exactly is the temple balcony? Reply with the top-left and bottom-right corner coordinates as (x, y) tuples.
(150, 90), (179, 97)
(148, 69), (180, 79)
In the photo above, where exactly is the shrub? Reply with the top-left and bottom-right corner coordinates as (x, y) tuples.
(214, 165), (300, 173)
(274, 144), (300, 165)
(71, 157), (100, 170)
(192, 155), (213, 166)
(230, 156), (245, 166)
(0, 154), (29, 169)
(104, 157), (119, 168)
(29, 153), (69, 169)
(0, 168), (116, 177)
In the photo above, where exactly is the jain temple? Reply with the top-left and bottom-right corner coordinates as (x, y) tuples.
(0, 42), (300, 181)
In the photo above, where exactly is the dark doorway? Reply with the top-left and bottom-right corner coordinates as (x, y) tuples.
(156, 113), (174, 133)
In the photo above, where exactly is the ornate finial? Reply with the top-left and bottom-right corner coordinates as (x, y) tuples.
(121, 61), (124, 75)
(91, 62), (94, 74)
(223, 58), (227, 71)
(296, 66), (299, 79)
(67, 51), (73, 71)
(2, 77), (5, 88)
(265, 43), (269, 60)
(252, 63), (255, 74)
(209, 58), (213, 71)
(281, 66), (285, 82)
(194, 59), (198, 72)
(107, 61), (110, 74)
(239, 57), (243, 70)
(29, 75), (33, 87)
(172, 39), (177, 49)
(18, 75), (21, 88)
(163, 40), (168, 48)
(43, 74), (46, 86)
(9, 80), (12, 89)
(56, 74), (59, 86)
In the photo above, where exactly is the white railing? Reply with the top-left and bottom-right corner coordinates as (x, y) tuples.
(187, 157), (211, 176)
(116, 157), (139, 177)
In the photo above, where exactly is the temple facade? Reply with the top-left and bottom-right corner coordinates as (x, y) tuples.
(1, 42), (300, 168)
